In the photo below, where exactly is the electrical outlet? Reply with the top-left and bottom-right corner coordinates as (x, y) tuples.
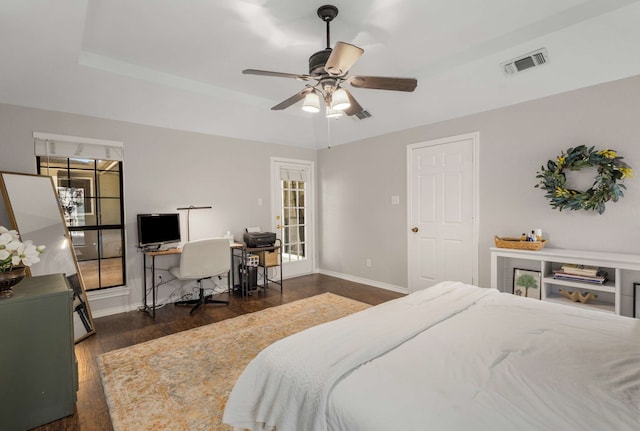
(366, 258), (372, 267)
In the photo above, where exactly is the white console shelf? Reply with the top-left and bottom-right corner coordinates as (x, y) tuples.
(490, 247), (640, 315)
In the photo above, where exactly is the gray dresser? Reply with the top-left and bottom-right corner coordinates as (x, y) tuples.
(0, 274), (78, 431)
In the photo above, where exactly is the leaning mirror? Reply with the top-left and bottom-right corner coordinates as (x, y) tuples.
(0, 172), (96, 342)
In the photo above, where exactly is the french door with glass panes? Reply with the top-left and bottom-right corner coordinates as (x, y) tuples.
(271, 158), (314, 278)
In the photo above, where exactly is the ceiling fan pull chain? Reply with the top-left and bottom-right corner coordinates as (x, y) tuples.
(327, 114), (332, 149)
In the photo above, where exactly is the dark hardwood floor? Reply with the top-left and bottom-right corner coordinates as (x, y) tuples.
(33, 274), (404, 431)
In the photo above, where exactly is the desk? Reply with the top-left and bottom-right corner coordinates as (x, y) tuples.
(231, 240), (283, 297)
(142, 242), (283, 317)
(141, 247), (182, 318)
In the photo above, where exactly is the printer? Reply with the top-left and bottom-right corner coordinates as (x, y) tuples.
(243, 230), (276, 248)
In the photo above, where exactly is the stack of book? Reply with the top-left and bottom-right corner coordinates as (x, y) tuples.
(553, 264), (608, 284)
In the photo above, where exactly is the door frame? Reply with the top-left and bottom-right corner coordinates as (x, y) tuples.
(270, 157), (316, 277)
(406, 132), (480, 291)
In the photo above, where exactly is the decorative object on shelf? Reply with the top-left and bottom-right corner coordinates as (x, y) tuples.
(495, 236), (546, 251)
(534, 228), (543, 241)
(535, 145), (633, 214)
(0, 226), (45, 298)
(559, 263), (598, 276)
(559, 289), (598, 304)
(513, 268), (541, 299)
(553, 263), (608, 284)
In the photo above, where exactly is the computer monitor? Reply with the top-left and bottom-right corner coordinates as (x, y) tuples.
(137, 213), (181, 249)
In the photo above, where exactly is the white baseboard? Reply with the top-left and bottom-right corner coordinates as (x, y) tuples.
(87, 271), (409, 318)
(86, 285), (131, 301)
(86, 286), (139, 318)
(91, 302), (143, 318)
(317, 269), (408, 295)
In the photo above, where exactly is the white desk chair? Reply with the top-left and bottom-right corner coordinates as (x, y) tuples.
(170, 238), (230, 314)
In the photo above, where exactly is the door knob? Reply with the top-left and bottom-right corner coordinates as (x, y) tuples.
(411, 227), (419, 233)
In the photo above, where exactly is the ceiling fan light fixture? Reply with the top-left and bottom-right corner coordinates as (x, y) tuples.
(330, 88), (350, 111)
(302, 92), (321, 113)
(325, 42), (364, 76)
(325, 106), (343, 118)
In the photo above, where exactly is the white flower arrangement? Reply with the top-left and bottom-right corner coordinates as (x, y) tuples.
(0, 226), (46, 272)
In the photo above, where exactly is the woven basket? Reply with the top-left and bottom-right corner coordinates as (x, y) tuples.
(494, 236), (546, 251)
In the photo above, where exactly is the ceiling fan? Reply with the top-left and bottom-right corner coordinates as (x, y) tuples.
(242, 4), (418, 119)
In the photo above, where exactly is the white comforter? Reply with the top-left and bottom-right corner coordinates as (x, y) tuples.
(223, 281), (496, 430)
(223, 282), (640, 431)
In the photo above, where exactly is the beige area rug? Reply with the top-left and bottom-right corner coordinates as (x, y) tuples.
(98, 293), (370, 431)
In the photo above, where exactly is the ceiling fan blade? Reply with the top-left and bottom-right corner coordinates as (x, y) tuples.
(271, 88), (313, 111)
(342, 89), (363, 116)
(243, 69), (313, 81)
(325, 42), (364, 76)
(348, 75), (417, 92)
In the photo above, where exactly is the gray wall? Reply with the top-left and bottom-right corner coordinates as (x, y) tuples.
(318, 74), (640, 291)
(2, 73), (640, 316)
(0, 103), (316, 315)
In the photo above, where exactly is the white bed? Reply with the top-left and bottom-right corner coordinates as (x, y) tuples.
(223, 281), (640, 431)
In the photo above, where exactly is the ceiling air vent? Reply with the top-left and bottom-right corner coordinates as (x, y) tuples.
(501, 48), (548, 75)
(355, 110), (372, 120)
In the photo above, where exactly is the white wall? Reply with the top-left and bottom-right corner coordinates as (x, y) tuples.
(318, 75), (640, 297)
(0, 103), (316, 316)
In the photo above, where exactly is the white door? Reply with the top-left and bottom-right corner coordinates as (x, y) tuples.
(407, 133), (478, 292)
(271, 158), (315, 278)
